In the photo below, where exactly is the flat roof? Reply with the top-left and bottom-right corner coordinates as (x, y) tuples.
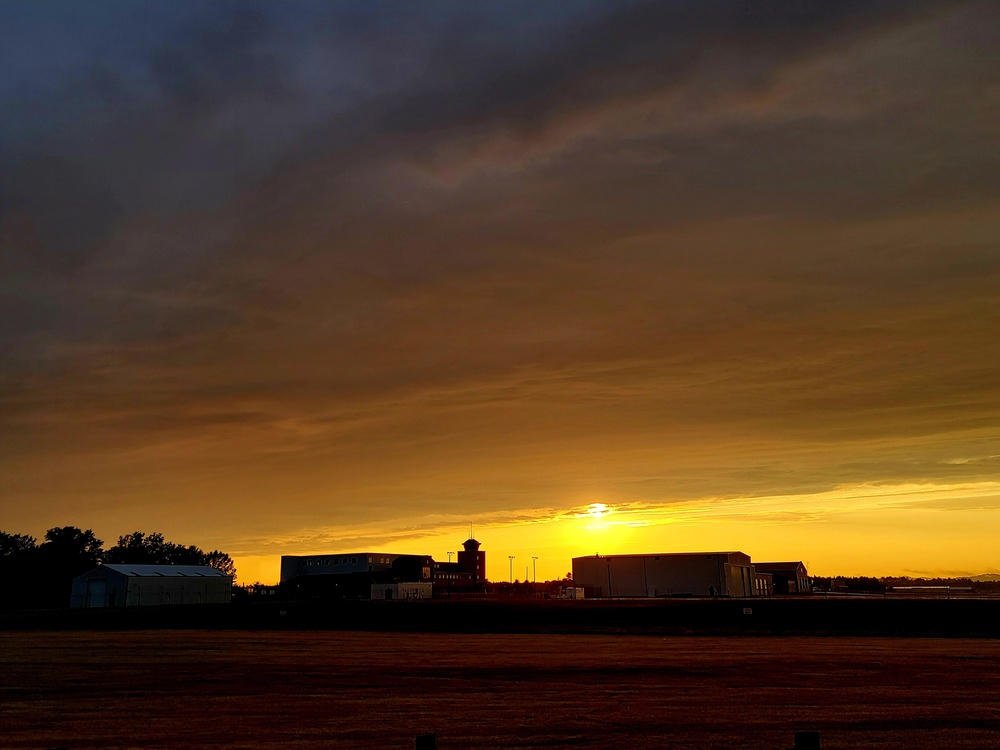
(99, 564), (230, 578)
(754, 561), (805, 571)
(281, 552), (407, 559)
(572, 551), (748, 560)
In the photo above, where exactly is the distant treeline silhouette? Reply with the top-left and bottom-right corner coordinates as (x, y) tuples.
(0, 527), (235, 610)
(812, 575), (1000, 595)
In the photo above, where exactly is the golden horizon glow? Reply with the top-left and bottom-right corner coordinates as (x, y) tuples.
(228, 480), (1000, 584)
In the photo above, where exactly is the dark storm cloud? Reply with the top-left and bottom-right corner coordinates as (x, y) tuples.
(1, 5), (285, 277)
(0, 0), (978, 284)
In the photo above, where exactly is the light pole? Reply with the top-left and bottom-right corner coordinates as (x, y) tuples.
(508, 555), (515, 583)
(447, 552), (454, 563)
(532, 556), (538, 585)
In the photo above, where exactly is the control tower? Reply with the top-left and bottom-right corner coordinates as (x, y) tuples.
(456, 537), (486, 585)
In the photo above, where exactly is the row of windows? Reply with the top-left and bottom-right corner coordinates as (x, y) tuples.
(303, 556), (395, 567)
(305, 557), (357, 567)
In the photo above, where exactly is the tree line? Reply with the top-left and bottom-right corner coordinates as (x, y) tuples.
(811, 575), (1000, 594)
(0, 527), (236, 610)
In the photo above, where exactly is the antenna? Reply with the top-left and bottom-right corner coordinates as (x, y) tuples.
(470, 522), (474, 539)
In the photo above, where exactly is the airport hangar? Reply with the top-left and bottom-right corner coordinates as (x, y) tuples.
(572, 552), (760, 598)
(71, 564), (233, 608)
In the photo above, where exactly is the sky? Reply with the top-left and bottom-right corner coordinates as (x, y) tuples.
(2, 0), (999, 584)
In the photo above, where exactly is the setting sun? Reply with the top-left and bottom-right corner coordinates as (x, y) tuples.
(585, 503), (611, 519)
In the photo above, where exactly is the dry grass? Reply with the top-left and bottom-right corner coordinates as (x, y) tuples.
(2, 631), (999, 749)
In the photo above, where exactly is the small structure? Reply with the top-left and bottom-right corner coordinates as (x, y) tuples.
(71, 564), (232, 608)
(432, 537), (486, 592)
(754, 571), (774, 597)
(572, 552), (757, 598)
(754, 562), (809, 594)
(370, 582), (433, 600)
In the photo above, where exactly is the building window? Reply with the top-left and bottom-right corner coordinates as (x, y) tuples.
(351, 557), (356, 564)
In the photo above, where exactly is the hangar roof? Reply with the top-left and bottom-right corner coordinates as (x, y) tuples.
(98, 564), (230, 578)
(572, 551), (749, 560)
(754, 561), (806, 572)
(281, 552), (400, 559)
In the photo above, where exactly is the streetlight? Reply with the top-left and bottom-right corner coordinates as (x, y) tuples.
(447, 552), (454, 563)
(508, 555), (515, 583)
(532, 557), (538, 585)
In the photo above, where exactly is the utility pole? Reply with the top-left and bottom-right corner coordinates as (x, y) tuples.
(532, 556), (538, 586)
(508, 555), (515, 583)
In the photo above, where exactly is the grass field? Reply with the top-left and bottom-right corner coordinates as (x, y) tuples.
(2, 631), (1000, 750)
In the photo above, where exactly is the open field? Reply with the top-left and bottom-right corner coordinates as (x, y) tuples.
(7, 597), (1000, 637)
(2, 631), (1000, 750)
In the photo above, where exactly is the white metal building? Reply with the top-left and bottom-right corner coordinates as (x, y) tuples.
(370, 582), (433, 600)
(572, 552), (757, 598)
(70, 564), (232, 608)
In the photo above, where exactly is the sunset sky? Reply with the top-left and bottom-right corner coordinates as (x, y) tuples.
(2, 1), (999, 584)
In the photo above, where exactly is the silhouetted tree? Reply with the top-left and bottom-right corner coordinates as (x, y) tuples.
(203, 550), (236, 577)
(0, 532), (37, 558)
(106, 531), (237, 580)
(31, 527), (105, 608)
(105, 531), (163, 564)
(0, 532), (40, 609)
(105, 531), (201, 564)
(39, 527), (103, 571)
(107, 532), (192, 565)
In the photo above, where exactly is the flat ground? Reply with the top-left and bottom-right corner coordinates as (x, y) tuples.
(2, 632), (999, 750)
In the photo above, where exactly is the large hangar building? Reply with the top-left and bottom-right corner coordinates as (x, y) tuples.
(572, 552), (757, 598)
(71, 564), (233, 608)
